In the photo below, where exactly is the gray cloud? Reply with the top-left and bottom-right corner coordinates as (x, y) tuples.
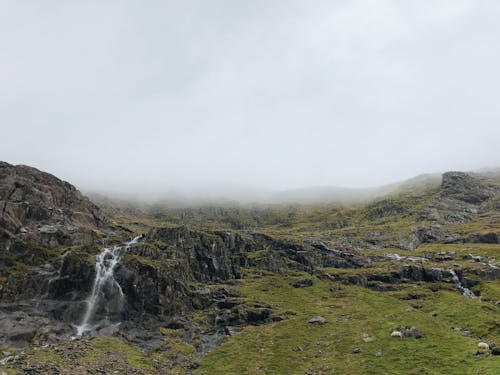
(1, 0), (499, 198)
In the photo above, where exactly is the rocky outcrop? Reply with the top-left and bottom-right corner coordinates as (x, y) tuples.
(439, 172), (498, 204)
(116, 227), (370, 319)
(0, 161), (105, 250)
(468, 232), (499, 244)
(411, 172), (500, 248)
(397, 265), (451, 282)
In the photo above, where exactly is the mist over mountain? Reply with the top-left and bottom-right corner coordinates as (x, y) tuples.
(83, 171), (463, 207)
(2, 1), (500, 192)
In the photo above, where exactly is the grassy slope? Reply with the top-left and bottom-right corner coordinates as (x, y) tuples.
(197, 269), (499, 375)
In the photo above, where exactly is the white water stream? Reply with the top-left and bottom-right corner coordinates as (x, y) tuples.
(75, 236), (141, 336)
(449, 269), (476, 298)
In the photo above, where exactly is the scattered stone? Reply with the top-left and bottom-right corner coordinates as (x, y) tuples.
(402, 293), (424, 300)
(352, 348), (362, 354)
(491, 347), (500, 356)
(224, 326), (238, 336)
(430, 312), (438, 317)
(434, 252), (454, 261)
(393, 327), (425, 339)
(403, 293), (425, 300)
(465, 254), (483, 263)
(308, 316), (327, 325)
(474, 351), (490, 357)
(402, 326), (425, 339)
(270, 315), (287, 322)
(375, 351), (382, 357)
(292, 279), (313, 288)
(405, 307), (414, 312)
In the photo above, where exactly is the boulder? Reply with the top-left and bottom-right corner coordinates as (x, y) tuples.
(292, 279), (313, 288)
(308, 316), (327, 325)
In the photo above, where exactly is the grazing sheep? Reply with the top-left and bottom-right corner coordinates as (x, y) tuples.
(391, 330), (403, 338)
(477, 342), (490, 351)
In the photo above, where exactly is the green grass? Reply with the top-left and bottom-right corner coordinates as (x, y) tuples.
(196, 271), (500, 375)
(81, 337), (154, 371)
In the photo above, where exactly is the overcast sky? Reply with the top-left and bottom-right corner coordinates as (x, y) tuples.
(1, 0), (499, 198)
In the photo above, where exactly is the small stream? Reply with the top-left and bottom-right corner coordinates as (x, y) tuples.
(449, 269), (476, 298)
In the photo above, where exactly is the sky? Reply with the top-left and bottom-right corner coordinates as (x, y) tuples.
(1, 0), (499, 198)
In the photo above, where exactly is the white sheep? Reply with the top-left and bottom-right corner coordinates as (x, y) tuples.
(391, 330), (403, 338)
(477, 342), (490, 351)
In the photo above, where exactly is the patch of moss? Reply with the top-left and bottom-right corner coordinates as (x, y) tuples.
(160, 327), (184, 337)
(123, 253), (159, 269)
(81, 337), (154, 372)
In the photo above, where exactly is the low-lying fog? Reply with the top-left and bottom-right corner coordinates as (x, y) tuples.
(1, 1), (499, 202)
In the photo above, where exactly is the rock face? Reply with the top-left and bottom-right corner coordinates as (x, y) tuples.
(0, 161), (105, 250)
(0, 162), (108, 346)
(439, 172), (497, 204)
(118, 227), (369, 319)
(411, 171), (500, 247)
(0, 215), (372, 347)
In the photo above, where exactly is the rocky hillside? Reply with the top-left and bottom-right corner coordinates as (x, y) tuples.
(0, 164), (498, 374)
(0, 161), (105, 250)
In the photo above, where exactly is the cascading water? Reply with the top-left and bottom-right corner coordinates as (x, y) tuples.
(449, 269), (476, 298)
(75, 235), (142, 336)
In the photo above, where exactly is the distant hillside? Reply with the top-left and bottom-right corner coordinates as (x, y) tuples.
(273, 173), (442, 204)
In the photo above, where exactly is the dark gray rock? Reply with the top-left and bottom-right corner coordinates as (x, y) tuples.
(400, 326), (425, 339)
(292, 279), (313, 288)
(0, 161), (105, 250)
(440, 172), (497, 204)
(308, 316), (327, 325)
(468, 232), (499, 244)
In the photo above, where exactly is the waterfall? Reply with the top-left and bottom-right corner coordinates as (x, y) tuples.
(449, 269), (476, 298)
(75, 235), (142, 336)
